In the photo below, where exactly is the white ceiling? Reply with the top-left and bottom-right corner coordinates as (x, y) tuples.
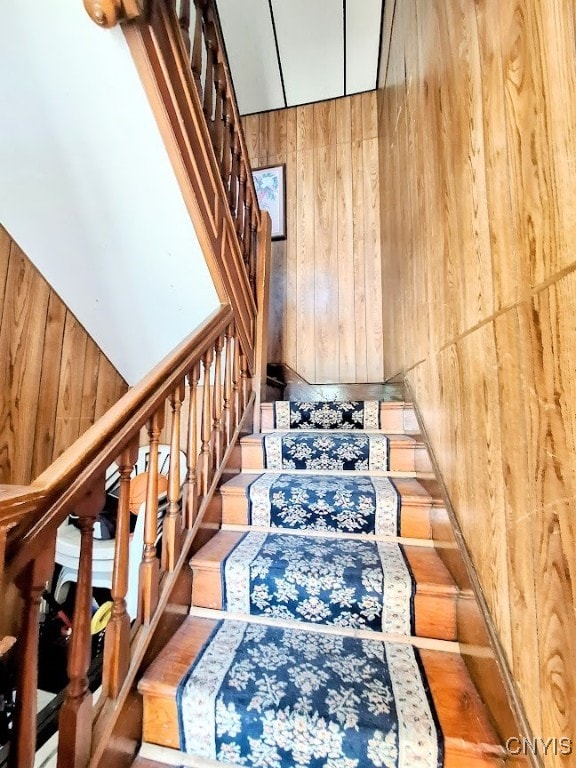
(215, 0), (384, 115)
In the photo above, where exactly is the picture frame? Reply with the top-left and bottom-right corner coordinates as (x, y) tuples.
(252, 164), (286, 240)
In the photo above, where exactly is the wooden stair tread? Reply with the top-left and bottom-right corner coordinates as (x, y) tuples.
(218, 473), (437, 539)
(190, 532), (457, 639)
(139, 617), (504, 764)
(191, 530), (456, 592)
(240, 432), (432, 473)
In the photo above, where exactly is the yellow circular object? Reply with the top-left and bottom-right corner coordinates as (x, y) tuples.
(91, 601), (113, 635)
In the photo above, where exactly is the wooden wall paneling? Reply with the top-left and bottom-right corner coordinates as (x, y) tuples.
(0, 229), (10, 308)
(493, 308), (542, 732)
(351, 137), (368, 382)
(295, 147), (316, 380)
(2, 244), (51, 484)
(242, 114), (260, 159)
(379, 0), (576, 755)
(362, 135), (384, 381)
(450, 0), (493, 332)
(296, 103), (315, 152)
(80, 338), (103, 429)
(313, 100), (338, 382)
(94, 356), (129, 420)
(475, 0), (519, 311)
(31, 293), (66, 480)
(314, 142), (338, 382)
(0, 234), (14, 483)
(518, 284), (576, 752)
(283, 148), (298, 370)
(459, 324), (512, 657)
(53, 312), (88, 460)
(336, 135), (356, 382)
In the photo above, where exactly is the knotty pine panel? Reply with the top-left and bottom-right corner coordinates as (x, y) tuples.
(379, 0), (576, 760)
(0, 225), (128, 484)
(242, 93), (384, 384)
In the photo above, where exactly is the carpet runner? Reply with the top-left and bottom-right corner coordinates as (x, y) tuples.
(248, 473), (400, 535)
(222, 533), (415, 633)
(274, 400), (381, 430)
(148, 399), (448, 767)
(263, 432), (389, 471)
(177, 621), (442, 768)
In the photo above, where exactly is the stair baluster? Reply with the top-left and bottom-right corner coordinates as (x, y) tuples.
(212, 335), (224, 470)
(222, 325), (234, 447)
(185, 363), (201, 528)
(178, 0), (191, 56)
(140, 409), (165, 624)
(102, 440), (139, 698)
(200, 346), (214, 496)
(57, 479), (105, 768)
(232, 327), (241, 429)
(191, 0), (205, 101)
(240, 351), (249, 413)
(162, 382), (186, 571)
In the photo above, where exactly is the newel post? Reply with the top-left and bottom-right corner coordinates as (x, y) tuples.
(252, 211), (272, 433)
(10, 542), (56, 768)
(83, 0), (147, 28)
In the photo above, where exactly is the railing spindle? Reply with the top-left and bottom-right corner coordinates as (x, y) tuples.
(212, 335), (224, 469)
(140, 408), (165, 624)
(236, 160), (247, 246)
(191, 0), (205, 100)
(203, 23), (215, 137)
(223, 325), (234, 448)
(178, 0), (191, 56)
(240, 351), (249, 414)
(185, 362), (201, 528)
(232, 330), (241, 428)
(163, 382), (185, 571)
(230, 130), (241, 215)
(200, 346), (214, 495)
(221, 91), (233, 196)
(243, 194), (253, 267)
(102, 440), (139, 698)
(213, 61), (226, 167)
(58, 479), (106, 768)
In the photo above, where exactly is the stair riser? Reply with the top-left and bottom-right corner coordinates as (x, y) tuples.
(220, 488), (434, 539)
(240, 439), (431, 473)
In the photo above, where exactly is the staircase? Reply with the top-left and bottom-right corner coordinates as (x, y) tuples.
(136, 398), (520, 768)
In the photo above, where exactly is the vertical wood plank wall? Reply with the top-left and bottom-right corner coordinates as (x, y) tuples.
(378, 0), (576, 762)
(0, 225), (128, 485)
(242, 93), (384, 384)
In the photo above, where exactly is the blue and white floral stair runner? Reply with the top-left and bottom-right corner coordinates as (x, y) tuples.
(176, 400), (443, 767)
(222, 533), (415, 634)
(248, 473), (400, 534)
(274, 400), (381, 430)
(177, 622), (442, 768)
(263, 432), (389, 471)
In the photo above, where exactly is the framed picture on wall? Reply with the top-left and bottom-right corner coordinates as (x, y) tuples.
(252, 164), (286, 240)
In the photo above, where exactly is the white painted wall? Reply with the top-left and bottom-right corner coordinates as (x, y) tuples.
(0, 0), (219, 384)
